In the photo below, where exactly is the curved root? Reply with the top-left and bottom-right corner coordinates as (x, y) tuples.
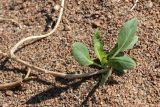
(0, 68), (31, 91)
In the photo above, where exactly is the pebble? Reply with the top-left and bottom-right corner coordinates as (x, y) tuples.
(92, 20), (102, 28)
(54, 5), (60, 11)
(5, 91), (13, 96)
(64, 25), (71, 31)
(145, 1), (153, 8)
(110, 0), (120, 3)
(77, 1), (82, 5)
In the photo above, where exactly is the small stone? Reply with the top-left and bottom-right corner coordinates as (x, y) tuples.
(54, 5), (60, 11)
(107, 13), (112, 19)
(64, 25), (71, 31)
(110, 0), (120, 3)
(77, 1), (82, 5)
(124, 0), (129, 2)
(145, 53), (150, 57)
(146, 1), (153, 8)
(92, 20), (102, 28)
(5, 90), (13, 96)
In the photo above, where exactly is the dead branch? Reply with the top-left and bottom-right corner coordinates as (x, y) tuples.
(130, 0), (139, 11)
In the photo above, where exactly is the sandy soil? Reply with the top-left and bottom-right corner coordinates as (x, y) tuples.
(0, 0), (159, 106)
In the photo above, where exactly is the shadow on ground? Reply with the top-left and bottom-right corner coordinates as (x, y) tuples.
(25, 77), (91, 104)
(0, 58), (119, 106)
(26, 76), (119, 106)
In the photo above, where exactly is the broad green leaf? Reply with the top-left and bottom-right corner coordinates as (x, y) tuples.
(99, 68), (112, 86)
(72, 42), (94, 66)
(109, 56), (136, 69)
(93, 29), (107, 64)
(117, 18), (138, 52)
(125, 35), (138, 50)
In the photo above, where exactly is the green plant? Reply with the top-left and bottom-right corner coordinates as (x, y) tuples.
(72, 18), (138, 85)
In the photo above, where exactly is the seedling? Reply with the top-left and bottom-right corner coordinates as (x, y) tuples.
(72, 18), (138, 85)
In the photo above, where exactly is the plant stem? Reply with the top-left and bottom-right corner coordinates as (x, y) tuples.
(99, 67), (112, 85)
(111, 49), (120, 58)
(93, 63), (102, 68)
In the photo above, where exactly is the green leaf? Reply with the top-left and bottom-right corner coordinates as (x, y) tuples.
(93, 29), (107, 64)
(125, 35), (138, 50)
(109, 56), (136, 70)
(72, 42), (94, 66)
(99, 68), (112, 86)
(112, 18), (138, 57)
(118, 18), (138, 51)
(117, 18), (138, 51)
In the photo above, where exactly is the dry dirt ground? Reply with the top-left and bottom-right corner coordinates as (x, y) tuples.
(0, 0), (159, 106)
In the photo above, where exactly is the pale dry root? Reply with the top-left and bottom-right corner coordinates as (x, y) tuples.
(0, 68), (31, 91)
(0, 0), (106, 90)
(0, 50), (106, 90)
(0, 50), (106, 79)
(130, 0), (139, 11)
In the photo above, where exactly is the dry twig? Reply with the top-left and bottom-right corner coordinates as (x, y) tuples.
(130, 0), (139, 11)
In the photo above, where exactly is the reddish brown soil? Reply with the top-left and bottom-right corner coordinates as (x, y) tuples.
(0, 0), (159, 106)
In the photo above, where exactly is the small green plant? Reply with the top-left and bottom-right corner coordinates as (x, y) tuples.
(72, 18), (138, 85)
